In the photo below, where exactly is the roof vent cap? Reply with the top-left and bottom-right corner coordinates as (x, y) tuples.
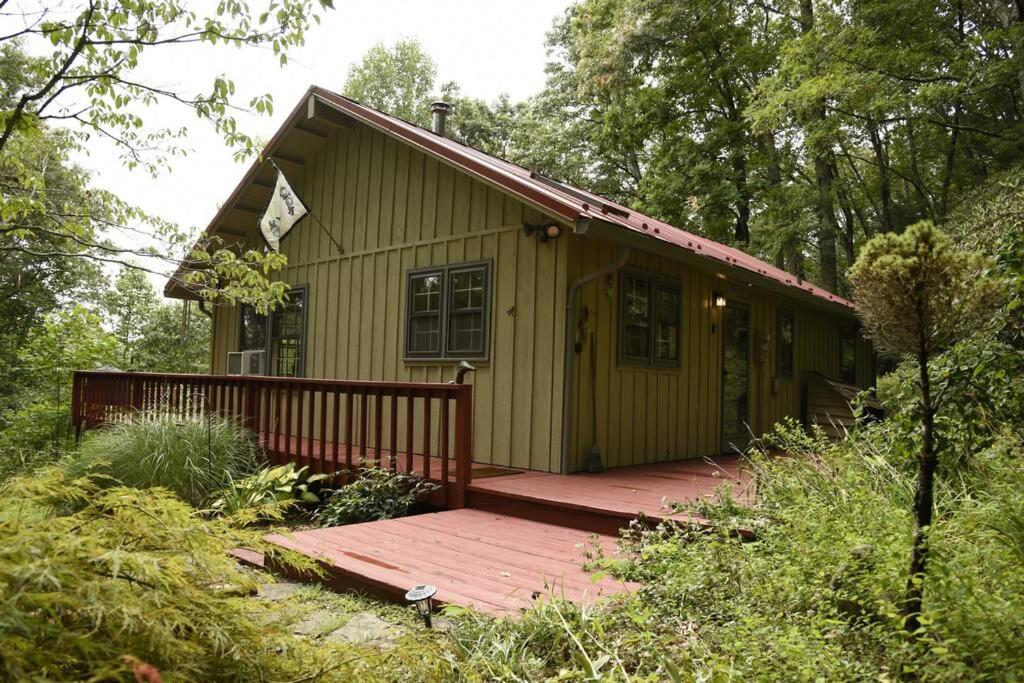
(430, 101), (452, 136)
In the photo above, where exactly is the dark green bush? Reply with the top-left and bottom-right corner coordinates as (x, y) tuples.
(67, 413), (264, 508)
(315, 465), (437, 526)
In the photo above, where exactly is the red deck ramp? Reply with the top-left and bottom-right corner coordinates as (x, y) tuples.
(267, 504), (636, 616)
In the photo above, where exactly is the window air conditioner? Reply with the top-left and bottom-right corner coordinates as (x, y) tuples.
(241, 350), (266, 375)
(226, 352), (243, 375)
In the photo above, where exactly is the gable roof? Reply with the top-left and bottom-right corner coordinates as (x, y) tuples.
(168, 85), (853, 314)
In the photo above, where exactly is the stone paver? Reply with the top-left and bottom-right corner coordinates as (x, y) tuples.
(257, 582), (304, 601)
(324, 612), (408, 649)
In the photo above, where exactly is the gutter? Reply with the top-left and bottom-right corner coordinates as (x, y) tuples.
(559, 247), (630, 474)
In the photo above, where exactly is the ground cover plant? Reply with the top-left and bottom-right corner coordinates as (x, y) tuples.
(315, 464), (438, 526)
(66, 413), (263, 508)
(212, 462), (329, 517)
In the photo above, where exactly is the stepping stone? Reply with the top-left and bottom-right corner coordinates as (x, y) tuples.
(325, 612), (407, 649)
(292, 610), (339, 636)
(257, 582), (303, 601)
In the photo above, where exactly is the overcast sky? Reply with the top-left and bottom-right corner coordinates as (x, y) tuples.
(75, 0), (571, 287)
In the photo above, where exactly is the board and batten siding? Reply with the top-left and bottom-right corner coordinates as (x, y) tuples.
(566, 234), (875, 470)
(210, 120), (568, 472)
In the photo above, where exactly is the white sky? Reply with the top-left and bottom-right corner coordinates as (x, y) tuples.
(68, 0), (571, 288)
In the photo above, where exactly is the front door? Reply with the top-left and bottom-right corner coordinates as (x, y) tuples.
(721, 302), (751, 453)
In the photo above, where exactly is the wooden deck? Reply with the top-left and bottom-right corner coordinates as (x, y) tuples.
(262, 456), (751, 616)
(268, 502), (637, 616)
(468, 456), (752, 525)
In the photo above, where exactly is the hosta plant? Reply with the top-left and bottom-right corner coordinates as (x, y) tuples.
(212, 463), (329, 515)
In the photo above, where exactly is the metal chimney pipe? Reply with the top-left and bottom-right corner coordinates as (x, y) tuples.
(430, 101), (451, 136)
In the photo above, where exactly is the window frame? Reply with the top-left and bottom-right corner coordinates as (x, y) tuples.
(404, 260), (492, 362)
(617, 268), (681, 368)
(775, 307), (795, 379)
(236, 284), (308, 377)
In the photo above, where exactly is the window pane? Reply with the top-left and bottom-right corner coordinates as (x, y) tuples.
(840, 325), (857, 384)
(654, 286), (680, 362)
(623, 276), (650, 360)
(409, 315), (441, 354)
(448, 312), (484, 354)
(776, 311), (794, 377)
(412, 273), (441, 313)
(240, 305), (267, 351)
(450, 269), (484, 310)
(275, 338), (300, 377)
(271, 291), (305, 377)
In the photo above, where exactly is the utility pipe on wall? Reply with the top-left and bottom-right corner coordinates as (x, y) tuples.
(560, 248), (631, 474)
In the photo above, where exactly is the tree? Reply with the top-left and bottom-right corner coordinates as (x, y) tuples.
(1, 305), (117, 454)
(104, 267), (156, 369)
(850, 221), (1000, 636)
(135, 301), (211, 374)
(0, 1), (334, 310)
(342, 38), (438, 125)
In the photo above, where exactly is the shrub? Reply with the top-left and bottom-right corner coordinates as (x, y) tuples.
(67, 413), (264, 508)
(0, 469), (337, 681)
(212, 463), (329, 516)
(315, 465), (437, 526)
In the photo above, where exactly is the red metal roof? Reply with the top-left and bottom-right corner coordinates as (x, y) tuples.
(310, 87), (853, 311)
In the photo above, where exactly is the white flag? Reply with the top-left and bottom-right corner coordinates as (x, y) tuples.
(259, 171), (308, 251)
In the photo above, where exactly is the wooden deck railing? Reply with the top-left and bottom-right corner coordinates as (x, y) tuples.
(71, 370), (474, 508)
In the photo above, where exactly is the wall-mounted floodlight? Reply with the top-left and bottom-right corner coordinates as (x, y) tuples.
(405, 584), (438, 628)
(523, 222), (562, 242)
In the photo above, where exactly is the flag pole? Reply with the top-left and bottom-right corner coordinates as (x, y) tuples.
(267, 158), (344, 254)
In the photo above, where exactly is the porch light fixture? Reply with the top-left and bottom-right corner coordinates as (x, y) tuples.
(713, 291), (727, 308)
(405, 584), (438, 628)
(523, 222), (561, 242)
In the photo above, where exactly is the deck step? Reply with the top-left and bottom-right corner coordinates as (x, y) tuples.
(264, 505), (637, 616)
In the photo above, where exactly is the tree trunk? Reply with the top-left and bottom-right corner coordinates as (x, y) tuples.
(733, 151), (751, 244)
(800, 0), (839, 293)
(904, 347), (938, 635)
(867, 117), (895, 232)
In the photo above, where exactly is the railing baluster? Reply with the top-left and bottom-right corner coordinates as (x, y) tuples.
(389, 393), (398, 472)
(344, 389), (354, 471)
(374, 390), (383, 467)
(359, 386), (368, 464)
(422, 390), (432, 483)
(405, 391), (414, 475)
(332, 388), (341, 473)
(319, 386), (327, 473)
(441, 394), (450, 505)
(284, 384), (293, 464)
(305, 385), (315, 472)
(274, 384), (283, 464)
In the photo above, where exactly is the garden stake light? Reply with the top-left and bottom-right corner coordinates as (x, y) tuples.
(405, 584), (438, 628)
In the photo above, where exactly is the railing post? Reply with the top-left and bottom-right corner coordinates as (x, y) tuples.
(72, 371), (83, 444)
(452, 384), (473, 509)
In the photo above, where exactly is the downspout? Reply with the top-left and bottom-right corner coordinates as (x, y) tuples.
(560, 247), (631, 474)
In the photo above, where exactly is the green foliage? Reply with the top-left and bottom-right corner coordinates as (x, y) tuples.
(134, 301), (212, 374)
(0, 470), (333, 681)
(851, 221), (999, 357)
(104, 267), (157, 369)
(0, 306), (117, 459)
(212, 463), (328, 516)
(315, 465), (436, 526)
(342, 38), (438, 125)
(67, 414), (264, 508)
